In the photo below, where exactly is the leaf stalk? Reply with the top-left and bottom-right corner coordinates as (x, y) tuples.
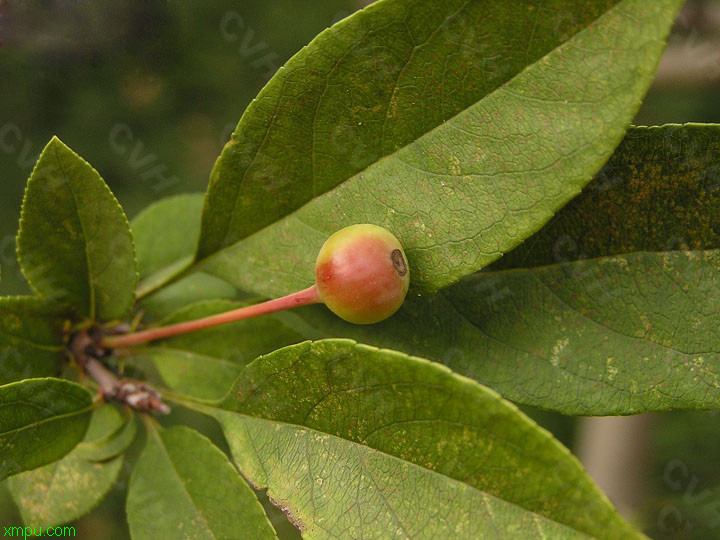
(102, 285), (320, 349)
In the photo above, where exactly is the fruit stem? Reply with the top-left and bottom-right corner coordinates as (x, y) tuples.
(101, 285), (321, 349)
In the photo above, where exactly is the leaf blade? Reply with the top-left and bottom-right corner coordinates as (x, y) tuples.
(192, 340), (639, 539)
(8, 405), (130, 528)
(0, 297), (69, 385)
(126, 425), (276, 540)
(199, 0), (625, 256)
(131, 193), (204, 292)
(0, 378), (93, 481)
(17, 137), (137, 321)
(221, 414), (591, 540)
(199, 0), (682, 295)
(292, 250), (720, 415)
(138, 274), (239, 322)
(75, 410), (137, 462)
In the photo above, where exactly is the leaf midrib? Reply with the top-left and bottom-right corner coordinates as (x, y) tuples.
(150, 429), (217, 540)
(54, 144), (96, 321)
(0, 402), (94, 438)
(0, 327), (64, 352)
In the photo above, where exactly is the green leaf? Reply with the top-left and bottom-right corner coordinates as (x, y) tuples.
(291, 250), (719, 415)
(133, 347), (242, 402)
(138, 273), (239, 322)
(7, 405), (129, 527)
(0, 378), (93, 481)
(126, 425), (276, 540)
(17, 136), (137, 322)
(456, 250), (720, 414)
(0, 297), (70, 385)
(493, 124), (720, 270)
(197, 0), (682, 296)
(75, 410), (137, 462)
(131, 193), (204, 296)
(130, 300), (305, 400)
(189, 340), (638, 539)
(130, 193), (242, 317)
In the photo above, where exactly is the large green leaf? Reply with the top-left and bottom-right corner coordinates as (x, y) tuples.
(0, 378), (93, 481)
(197, 0), (681, 296)
(185, 340), (638, 539)
(291, 250), (719, 415)
(131, 193), (204, 297)
(126, 425), (276, 540)
(128, 300), (305, 400)
(7, 405), (129, 527)
(16, 137), (137, 322)
(0, 297), (69, 385)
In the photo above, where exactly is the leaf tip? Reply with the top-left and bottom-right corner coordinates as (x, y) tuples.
(45, 135), (67, 153)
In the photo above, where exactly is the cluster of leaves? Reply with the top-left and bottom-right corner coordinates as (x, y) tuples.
(2, 0), (718, 538)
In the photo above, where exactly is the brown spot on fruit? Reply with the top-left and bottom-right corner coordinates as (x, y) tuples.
(391, 249), (407, 276)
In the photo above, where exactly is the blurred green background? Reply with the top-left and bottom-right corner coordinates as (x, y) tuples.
(1, 1), (719, 538)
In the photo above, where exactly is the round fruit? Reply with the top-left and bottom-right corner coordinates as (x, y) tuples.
(315, 224), (410, 324)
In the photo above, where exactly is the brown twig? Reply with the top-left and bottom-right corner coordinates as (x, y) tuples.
(68, 327), (170, 414)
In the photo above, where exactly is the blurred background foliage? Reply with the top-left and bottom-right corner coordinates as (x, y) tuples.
(0, 1), (719, 538)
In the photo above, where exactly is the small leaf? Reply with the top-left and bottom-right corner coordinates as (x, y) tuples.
(133, 348), (242, 401)
(0, 297), (70, 385)
(130, 194), (241, 319)
(198, 0), (682, 296)
(0, 378), (93, 481)
(126, 425), (276, 540)
(130, 300), (305, 400)
(131, 193), (204, 295)
(75, 411), (137, 462)
(191, 340), (638, 539)
(8, 405), (129, 527)
(17, 136), (137, 321)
